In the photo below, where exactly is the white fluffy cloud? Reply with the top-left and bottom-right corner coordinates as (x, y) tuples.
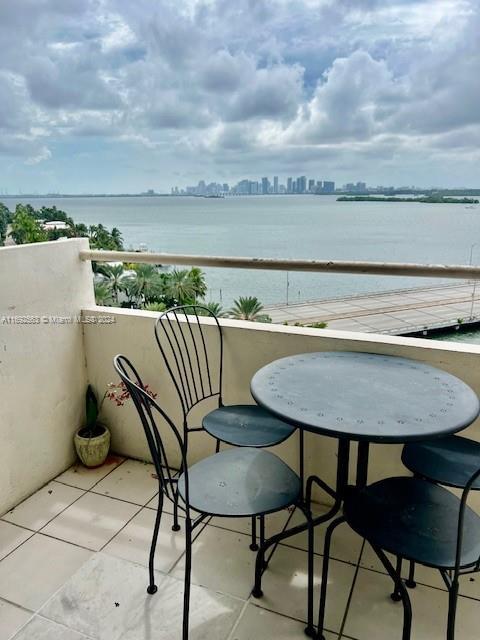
(0, 0), (479, 189)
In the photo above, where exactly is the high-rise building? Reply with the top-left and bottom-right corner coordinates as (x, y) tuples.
(308, 179), (315, 193)
(273, 176), (279, 194)
(287, 177), (293, 193)
(262, 177), (270, 195)
(323, 181), (335, 193)
(297, 176), (306, 193)
(236, 179), (250, 195)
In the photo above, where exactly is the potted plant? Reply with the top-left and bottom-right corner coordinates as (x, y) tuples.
(74, 381), (157, 468)
(74, 385), (113, 468)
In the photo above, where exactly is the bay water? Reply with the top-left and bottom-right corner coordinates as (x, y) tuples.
(7, 194), (480, 308)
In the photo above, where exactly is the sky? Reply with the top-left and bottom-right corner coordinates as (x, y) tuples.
(0, 0), (479, 193)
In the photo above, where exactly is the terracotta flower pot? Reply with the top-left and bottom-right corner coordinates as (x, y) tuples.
(74, 424), (111, 468)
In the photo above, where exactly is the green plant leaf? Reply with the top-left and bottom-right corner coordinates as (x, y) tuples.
(86, 385), (99, 428)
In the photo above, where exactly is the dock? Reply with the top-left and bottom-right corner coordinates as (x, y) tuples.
(265, 282), (480, 335)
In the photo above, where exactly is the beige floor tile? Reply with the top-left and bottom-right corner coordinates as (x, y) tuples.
(55, 456), (126, 490)
(232, 604), (339, 639)
(209, 507), (292, 538)
(0, 599), (33, 640)
(3, 482), (84, 531)
(344, 567), (480, 640)
(103, 508), (186, 573)
(42, 553), (243, 640)
(41, 493), (140, 551)
(360, 542), (480, 600)
(0, 521), (33, 560)
(282, 509), (363, 564)
(0, 534), (91, 610)
(171, 525), (256, 599)
(12, 616), (92, 639)
(145, 494), (174, 514)
(92, 460), (158, 506)
(253, 544), (356, 634)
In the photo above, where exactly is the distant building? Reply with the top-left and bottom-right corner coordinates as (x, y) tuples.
(250, 181), (259, 195)
(236, 179), (250, 195)
(222, 183), (229, 193)
(262, 177), (270, 195)
(287, 177), (293, 193)
(297, 176), (306, 193)
(308, 179), (315, 193)
(273, 176), (279, 194)
(322, 181), (335, 193)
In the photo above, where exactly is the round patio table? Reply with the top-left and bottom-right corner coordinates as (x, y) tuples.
(250, 352), (479, 637)
(251, 351), (479, 445)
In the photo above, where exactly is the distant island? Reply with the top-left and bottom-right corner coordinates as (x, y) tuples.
(337, 195), (479, 204)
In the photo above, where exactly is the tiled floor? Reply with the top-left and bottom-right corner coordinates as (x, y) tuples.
(1, 457), (480, 639)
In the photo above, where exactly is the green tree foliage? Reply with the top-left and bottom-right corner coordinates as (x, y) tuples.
(0, 202), (11, 245)
(144, 302), (167, 312)
(10, 206), (48, 244)
(88, 224), (123, 250)
(96, 264), (127, 303)
(94, 282), (114, 306)
(2, 202), (123, 249)
(195, 301), (227, 317)
(229, 296), (272, 322)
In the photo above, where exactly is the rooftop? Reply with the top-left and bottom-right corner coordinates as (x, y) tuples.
(2, 457), (480, 640)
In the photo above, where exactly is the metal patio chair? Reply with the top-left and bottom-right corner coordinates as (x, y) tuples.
(113, 354), (311, 640)
(154, 304), (298, 549)
(400, 434), (480, 588)
(316, 471), (480, 640)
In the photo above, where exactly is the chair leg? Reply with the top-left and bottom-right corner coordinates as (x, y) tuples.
(215, 438), (221, 453)
(260, 515), (265, 548)
(304, 507), (315, 638)
(373, 546), (412, 640)
(182, 518), (193, 640)
(147, 492), (163, 594)
(317, 516), (345, 639)
(250, 516), (259, 551)
(299, 429), (305, 499)
(446, 579), (459, 640)
(391, 556), (403, 602)
(252, 528), (266, 598)
(172, 494), (181, 532)
(406, 560), (416, 589)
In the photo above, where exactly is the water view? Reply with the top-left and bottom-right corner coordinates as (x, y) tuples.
(8, 194), (480, 307)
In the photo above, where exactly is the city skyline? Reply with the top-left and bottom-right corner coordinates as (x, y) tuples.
(0, 1), (478, 193)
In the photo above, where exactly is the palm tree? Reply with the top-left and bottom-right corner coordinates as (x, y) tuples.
(195, 301), (227, 317)
(110, 227), (123, 250)
(98, 264), (126, 303)
(229, 296), (271, 323)
(188, 267), (207, 300)
(164, 269), (197, 305)
(144, 302), (167, 312)
(94, 282), (114, 306)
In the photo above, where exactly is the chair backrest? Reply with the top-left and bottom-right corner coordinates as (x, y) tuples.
(113, 354), (190, 510)
(154, 305), (223, 420)
(455, 465), (480, 579)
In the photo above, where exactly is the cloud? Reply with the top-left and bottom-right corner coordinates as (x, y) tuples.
(0, 0), (478, 186)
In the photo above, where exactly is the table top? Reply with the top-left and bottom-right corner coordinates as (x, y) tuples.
(250, 351), (480, 443)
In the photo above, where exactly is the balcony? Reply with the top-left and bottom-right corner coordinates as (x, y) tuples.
(2, 238), (480, 639)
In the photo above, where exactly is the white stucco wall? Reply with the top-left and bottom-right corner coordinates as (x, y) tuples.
(0, 239), (95, 514)
(83, 306), (480, 502)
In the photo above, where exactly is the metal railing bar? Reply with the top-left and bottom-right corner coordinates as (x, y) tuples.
(79, 250), (480, 280)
